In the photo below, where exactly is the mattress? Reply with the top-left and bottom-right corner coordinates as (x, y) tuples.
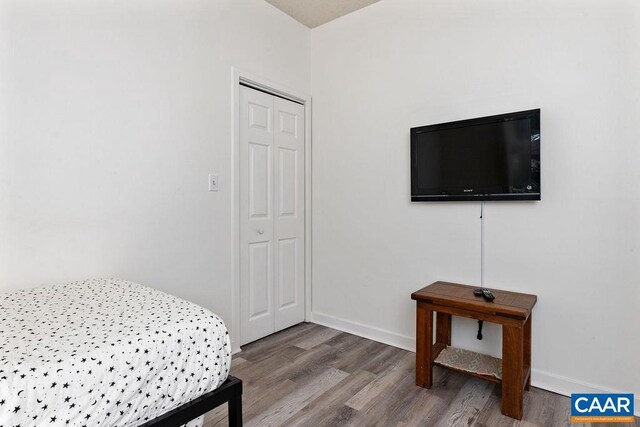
(0, 279), (231, 426)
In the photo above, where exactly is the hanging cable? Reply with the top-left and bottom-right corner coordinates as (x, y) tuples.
(480, 201), (484, 288)
(476, 202), (485, 340)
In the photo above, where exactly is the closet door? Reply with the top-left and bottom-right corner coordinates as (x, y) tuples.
(239, 85), (305, 346)
(273, 97), (305, 331)
(240, 86), (275, 345)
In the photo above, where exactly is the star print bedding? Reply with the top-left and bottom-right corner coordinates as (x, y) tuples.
(0, 279), (231, 426)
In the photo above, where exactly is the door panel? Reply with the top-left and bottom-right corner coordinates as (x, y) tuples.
(248, 143), (271, 218)
(249, 102), (271, 130)
(279, 110), (298, 136)
(278, 147), (297, 216)
(277, 237), (297, 309)
(248, 241), (271, 319)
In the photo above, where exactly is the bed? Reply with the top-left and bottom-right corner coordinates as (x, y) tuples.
(0, 278), (242, 426)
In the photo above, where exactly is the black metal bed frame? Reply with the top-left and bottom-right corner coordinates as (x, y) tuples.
(140, 376), (243, 427)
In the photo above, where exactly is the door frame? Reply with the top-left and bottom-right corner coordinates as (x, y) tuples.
(230, 68), (312, 353)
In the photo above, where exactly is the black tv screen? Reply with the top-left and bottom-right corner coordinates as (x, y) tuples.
(411, 109), (540, 201)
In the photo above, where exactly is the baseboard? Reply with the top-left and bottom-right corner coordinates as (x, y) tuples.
(310, 311), (416, 352)
(310, 311), (640, 416)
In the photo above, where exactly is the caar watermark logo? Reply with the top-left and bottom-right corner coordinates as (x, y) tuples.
(571, 393), (635, 423)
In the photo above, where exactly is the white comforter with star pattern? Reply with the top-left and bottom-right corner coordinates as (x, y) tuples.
(0, 279), (231, 426)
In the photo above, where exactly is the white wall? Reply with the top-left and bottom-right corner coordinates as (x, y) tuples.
(0, 0), (309, 346)
(310, 0), (640, 406)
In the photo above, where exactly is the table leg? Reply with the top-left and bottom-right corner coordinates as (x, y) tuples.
(502, 323), (524, 420)
(524, 314), (532, 391)
(416, 301), (433, 388)
(436, 312), (451, 346)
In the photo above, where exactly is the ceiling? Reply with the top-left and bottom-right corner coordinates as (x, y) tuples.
(264, 0), (382, 28)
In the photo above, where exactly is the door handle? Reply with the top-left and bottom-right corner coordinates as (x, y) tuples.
(257, 228), (265, 235)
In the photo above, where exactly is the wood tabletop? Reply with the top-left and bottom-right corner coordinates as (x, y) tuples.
(411, 281), (537, 320)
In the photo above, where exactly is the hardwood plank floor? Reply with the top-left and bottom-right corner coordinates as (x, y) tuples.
(205, 323), (639, 427)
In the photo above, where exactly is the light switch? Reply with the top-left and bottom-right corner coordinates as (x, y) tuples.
(208, 174), (218, 192)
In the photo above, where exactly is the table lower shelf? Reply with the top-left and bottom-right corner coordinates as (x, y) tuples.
(432, 343), (531, 389)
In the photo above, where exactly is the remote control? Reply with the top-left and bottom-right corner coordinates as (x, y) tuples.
(473, 288), (483, 297)
(481, 288), (495, 302)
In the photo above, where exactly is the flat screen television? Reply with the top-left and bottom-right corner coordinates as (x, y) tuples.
(410, 109), (540, 201)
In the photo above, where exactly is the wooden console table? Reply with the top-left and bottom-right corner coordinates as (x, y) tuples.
(411, 281), (537, 420)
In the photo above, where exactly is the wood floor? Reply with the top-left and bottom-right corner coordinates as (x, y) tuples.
(204, 323), (638, 427)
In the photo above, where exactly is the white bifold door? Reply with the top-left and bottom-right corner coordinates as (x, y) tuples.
(239, 85), (305, 346)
